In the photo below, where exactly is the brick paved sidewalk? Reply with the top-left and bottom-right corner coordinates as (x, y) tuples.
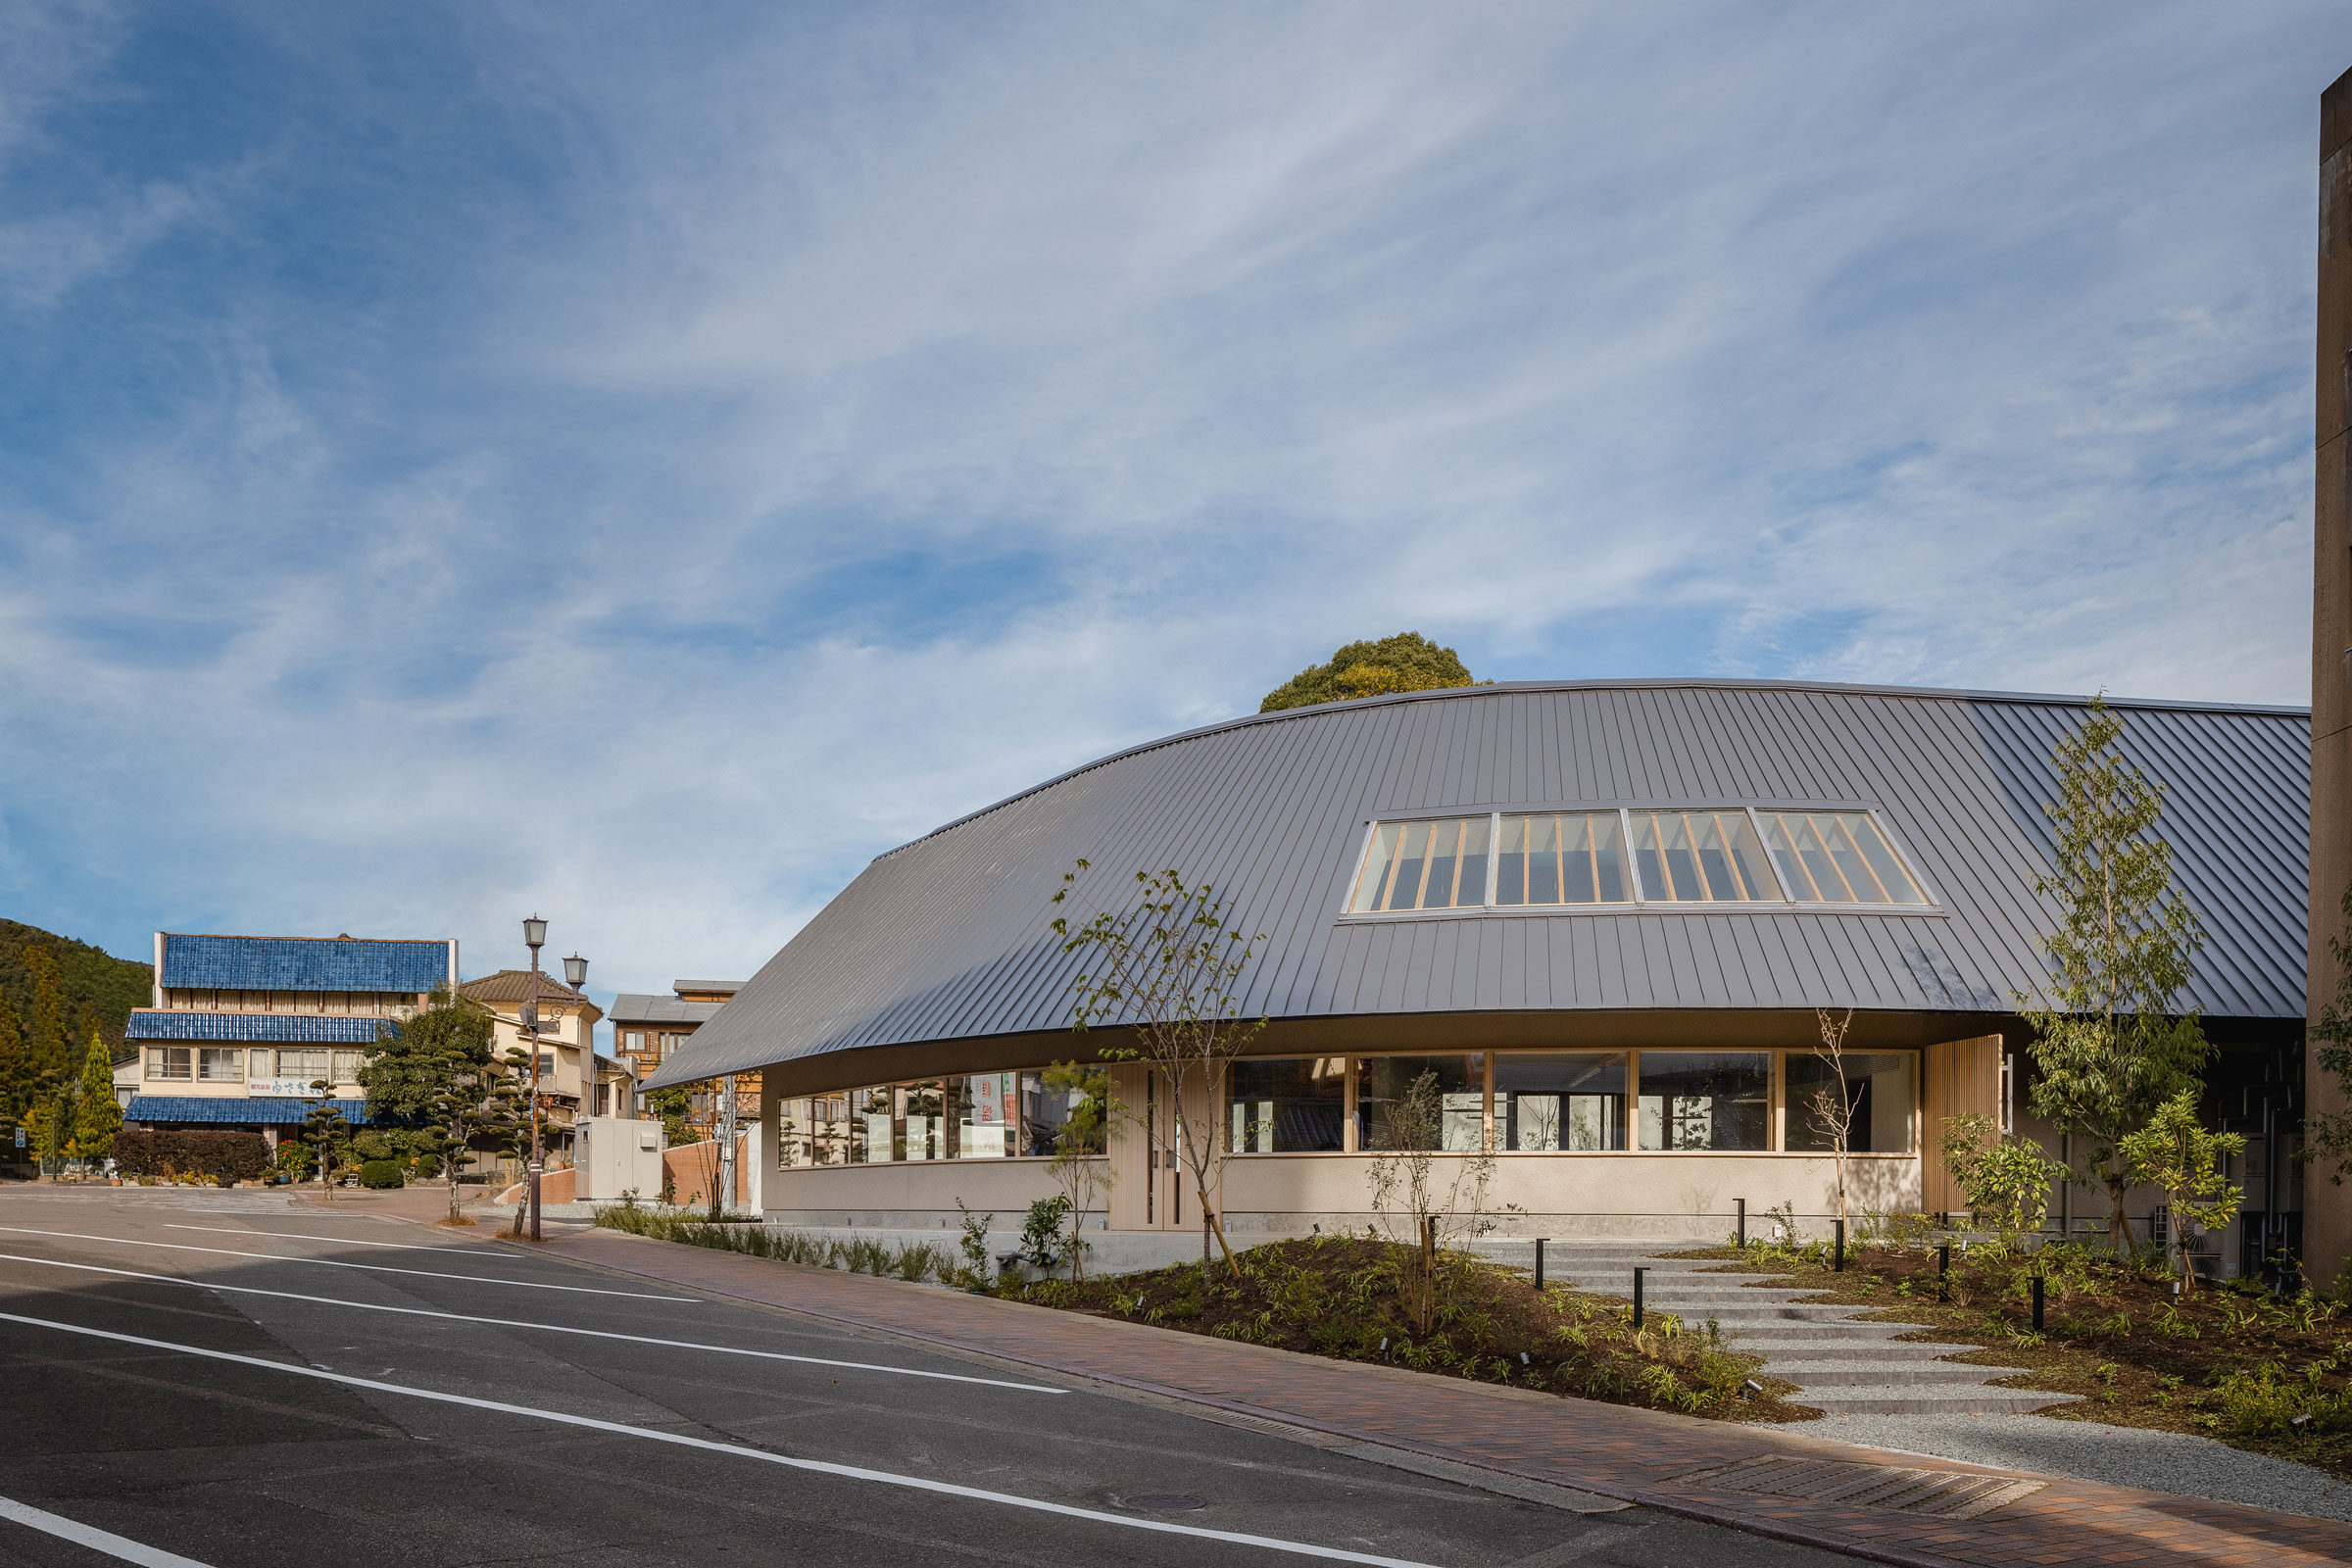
(527, 1228), (2348, 1568)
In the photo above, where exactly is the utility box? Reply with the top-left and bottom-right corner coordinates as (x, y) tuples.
(573, 1116), (664, 1202)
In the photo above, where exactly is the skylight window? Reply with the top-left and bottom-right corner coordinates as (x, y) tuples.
(1757, 810), (1929, 905)
(1350, 816), (1492, 912)
(1629, 810), (1782, 903)
(1347, 806), (1931, 914)
(1496, 812), (1630, 905)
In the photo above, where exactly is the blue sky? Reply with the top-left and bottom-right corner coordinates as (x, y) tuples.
(2, 2), (2346, 1020)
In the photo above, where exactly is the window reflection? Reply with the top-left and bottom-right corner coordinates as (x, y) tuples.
(1638, 1051), (1770, 1151)
(1351, 817), (1492, 911)
(1757, 811), (1928, 905)
(1629, 812), (1782, 903)
(1226, 1057), (1346, 1152)
(1496, 813), (1629, 905)
(960, 1071), (1017, 1157)
(1355, 1054), (1485, 1152)
(1495, 1053), (1625, 1150)
(1785, 1052), (1917, 1152)
(899, 1081), (946, 1161)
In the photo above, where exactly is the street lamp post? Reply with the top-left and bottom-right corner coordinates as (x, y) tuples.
(564, 952), (589, 1114)
(521, 915), (547, 1242)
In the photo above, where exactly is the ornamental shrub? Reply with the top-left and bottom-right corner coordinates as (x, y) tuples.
(113, 1131), (270, 1184)
(358, 1159), (405, 1190)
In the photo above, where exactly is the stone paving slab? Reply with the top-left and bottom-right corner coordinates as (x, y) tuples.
(513, 1226), (2352, 1568)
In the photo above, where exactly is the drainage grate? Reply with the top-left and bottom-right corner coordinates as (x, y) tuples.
(1119, 1494), (1207, 1512)
(1670, 1455), (2045, 1519)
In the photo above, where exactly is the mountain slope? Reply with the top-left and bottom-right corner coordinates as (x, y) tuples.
(0, 920), (151, 1059)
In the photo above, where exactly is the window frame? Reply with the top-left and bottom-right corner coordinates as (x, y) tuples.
(1338, 803), (1939, 918)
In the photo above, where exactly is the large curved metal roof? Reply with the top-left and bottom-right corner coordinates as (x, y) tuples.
(646, 679), (2310, 1089)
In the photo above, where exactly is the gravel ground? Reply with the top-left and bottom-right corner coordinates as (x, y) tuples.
(1809, 1411), (2352, 1521)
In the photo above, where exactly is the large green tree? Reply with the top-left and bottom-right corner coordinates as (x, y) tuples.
(23, 945), (65, 1082)
(1258, 633), (1474, 713)
(2020, 696), (2209, 1253)
(360, 988), (510, 1222)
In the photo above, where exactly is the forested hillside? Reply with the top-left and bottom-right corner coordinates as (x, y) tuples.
(0, 920), (151, 1065)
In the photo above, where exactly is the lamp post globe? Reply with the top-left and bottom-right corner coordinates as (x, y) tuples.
(522, 914), (548, 952)
(563, 953), (587, 990)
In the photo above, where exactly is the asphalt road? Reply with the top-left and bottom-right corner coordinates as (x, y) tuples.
(0, 1189), (1860, 1568)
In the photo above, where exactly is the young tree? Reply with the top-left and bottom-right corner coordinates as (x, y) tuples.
(73, 1027), (121, 1173)
(1053, 862), (1267, 1276)
(360, 988), (506, 1222)
(1040, 1061), (1112, 1280)
(1804, 1008), (1858, 1229)
(1941, 1113), (2064, 1250)
(2119, 1090), (2244, 1294)
(2020, 695), (2209, 1253)
(1365, 1070), (1497, 1336)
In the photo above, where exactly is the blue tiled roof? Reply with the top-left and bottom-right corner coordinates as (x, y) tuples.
(161, 934), (451, 994)
(122, 1096), (375, 1126)
(126, 1010), (387, 1044)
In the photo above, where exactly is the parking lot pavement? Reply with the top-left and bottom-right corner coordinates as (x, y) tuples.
(0, 1188), (1858, 1568)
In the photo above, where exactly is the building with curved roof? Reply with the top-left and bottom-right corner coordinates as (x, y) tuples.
(648, 680), (2308, 1257)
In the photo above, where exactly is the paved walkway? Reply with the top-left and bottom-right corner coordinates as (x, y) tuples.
(498, 1226), (2350, 1568)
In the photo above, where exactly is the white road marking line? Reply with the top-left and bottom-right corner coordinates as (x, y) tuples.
(0, 1251), (1064, 1394)
(0, 1493), (217, 1568)
(0, 1226), (696, 1302)
(0, 1311), (1438, 1568)
(164, 1224), (514, 1258)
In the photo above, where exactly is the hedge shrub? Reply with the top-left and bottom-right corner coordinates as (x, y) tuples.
(114, 1131), (270, 1184)
(358, 1159), (404, 1190)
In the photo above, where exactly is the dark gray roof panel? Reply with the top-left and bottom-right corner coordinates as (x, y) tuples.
(645, 680), (2310, 1089)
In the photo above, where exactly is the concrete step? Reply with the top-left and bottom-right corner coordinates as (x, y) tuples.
(1731, 1338), (1958, 1360)
(1789, 1386), (2081, 1416)
(1762, 1360), (2028, 1387)
(1712, 1319), (1920, 1342)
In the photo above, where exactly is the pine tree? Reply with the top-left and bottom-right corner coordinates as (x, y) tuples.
(74, 1028), (121, 1168)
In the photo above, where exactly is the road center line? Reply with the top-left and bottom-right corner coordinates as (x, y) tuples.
(164, 1224), (514, 1258)
(0, 1493), (217, 1568)
(0, 1250), (1064, 1394)
(0, 1310), (1437, 1568)
(0, 1226), (696, 1302)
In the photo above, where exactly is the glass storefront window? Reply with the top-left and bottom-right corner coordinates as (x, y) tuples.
(1021, 1071), (1103, 1157)
(1494, 1053), (1625, 1151)
(809, 1094), (851, 1164)
(850, 1085), (893, 1162)
(899, 1082), (947, 1161)
(1225, 1057), (1347, 1152)
(959, 1071), (1017, 1157)
(1355, 1054), (1486, 1152)
(1638, 1052), (1770, 1151)
(1785, 1052), (1917, 1152)
(776, 1098), (813, 1167)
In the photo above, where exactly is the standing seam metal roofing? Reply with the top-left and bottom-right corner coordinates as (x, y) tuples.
(644, 680), (2310, 1090)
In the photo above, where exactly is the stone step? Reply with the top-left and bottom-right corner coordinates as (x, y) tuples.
(1730, 1338), (1957, 1360)
(1713, 1319), (1920, 1342)
(1763, 1360), (2027, 1387)
(1789, 1386), (2081, 1416)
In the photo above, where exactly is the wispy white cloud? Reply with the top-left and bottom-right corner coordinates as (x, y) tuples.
(0, 1), (2341, 1008)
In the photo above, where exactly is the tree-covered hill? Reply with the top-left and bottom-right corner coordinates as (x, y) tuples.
(0, 921), (151, 1063)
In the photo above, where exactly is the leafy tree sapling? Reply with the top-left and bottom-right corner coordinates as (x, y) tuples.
(2119, 1090), (2244, 1293)
(1365, 1070), (1496, 1337)
(1941, 1113), (2064, 1249)
(2018, 695), (2210, 1253)
(1053, 862), (1267, 1278)
(1041, 1061), (1112, 1280)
